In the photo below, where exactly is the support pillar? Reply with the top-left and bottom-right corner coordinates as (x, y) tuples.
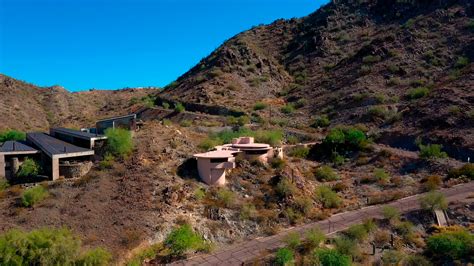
(11, 157), (20, 177)
(52, 157), (60, 180)
(0, 154), (5, 179)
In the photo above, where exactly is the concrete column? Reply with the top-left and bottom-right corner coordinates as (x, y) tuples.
(11, 157), (20, 177)
(0, 154), (5, 179)
(52, 157), (60, 180)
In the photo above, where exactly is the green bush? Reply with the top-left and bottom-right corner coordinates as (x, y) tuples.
(316, 185), (342, 208)
(334, 237), (360, 259)
(419, 143), (447, 159)
(284, 232), (301, 250)
(253, 102), (267, 111)
(382, 250), (405, 265)
(275, 248), (294, 266)
(454, 56), (469, 69)
(403, 255), (431, 266)
(164, 224), (205, 256)
(315, 248), (351, 266)
(448, 163), (474, 180)
(194, 187), (206, 201)
(0, 130), (26, 143)
(17, 158), (40, 178)
(315, 165), (339, 181)
(276, 178), (297, 198)
(216, 189), (235, 208)
(198, 138), (221, 151)
(226, 116), (249, 126)
(345, 224), (369, 242)
(407, 87), (429, 100)
(105, 128), (134, 158)
(0, 179), (9, 191)
(288, 146), (309, 158)
(373, 168), (390, 183)
(0, 227), (111, 266)
(240, 204), (257, 220)
(317, 126), (368, 160)
(311, 115), (330, 128)
(174, 102), (185, 113)
(21, 185), (49, 207)
(362, 55), (381, 64)
(281, 104), (295, 114)
(419, 191), (447, 211)
(382, 205), (400, 222)
(426, 229), (474, 260)
(180, 120), (192, 127)
(99, 153), (115, 169)
(162, 102), (170, 109)
(270, 158), (286, 170)
(305, 227), (326, 249)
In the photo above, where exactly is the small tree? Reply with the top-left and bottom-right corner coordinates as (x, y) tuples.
(275, 248), (294, 266)
(426, 228), (474, 261)
(104, 128), (133, 158)
(316, 185), (342, 208)
(164, 224), (205, 256)
(0, 130), (26, 143)
(305, 227), (326, 249)
(284, 232), (301, 250)
(419, 143), (448, 159)
(419, 191), (448, 211)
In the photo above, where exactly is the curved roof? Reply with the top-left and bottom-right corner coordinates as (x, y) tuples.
(194, 150), (236, 159)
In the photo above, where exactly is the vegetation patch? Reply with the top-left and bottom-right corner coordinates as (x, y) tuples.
(406, 87), (429, 100)
(314, 165), (339, 181)
(0, 130), (26, 143)
(21, 185), (49, 207)
(311, 115), (330, 128)
(287, 146), (310, 158)
(0, 227), (111, 265)
(315, 185), (342, 208)
(164, 224), (207, 257)
(448, 163), (474, 180)
(418, 142), (447, 159)
(105, 128), (134, 158)
(17, 158), (40, 178)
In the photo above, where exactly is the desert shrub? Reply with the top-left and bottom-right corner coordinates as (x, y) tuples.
(382, 205), (400, 222)
(162, 119), (172, 126)
(284, 232), (301, 250)
(99, 153), (115, 169)
(226, 115), (250, 126)
(334, 237), (360, 259)
(454, 56), (469, 69)
(426, 228), (474, 261)
(288, 146), (309, 158)
(418, 143), (447, 159)
(345, 224), (369, 242)
(0, 180), (9, 191)
(305, 227), (325, 249)
(276, 178), (297, 198)
(198, 138), (220, 151)
(314, 248), (351, 266)
(382, 250), (405, 265)
(448, 163), (474, 180)
(315, 165), (339, 181)
(164, 224), (205, 256)
(240, 203), (257, 220)
(374, 229), (391, 247)
(216, 189), (235, 208)
(324, 126), (367, 152)
(424, 175), (442, 191)
(253, 102), (267, 111)
(180, 120), (192, 127)
(293, 99), (306, 109)
(331, 152), (345, 166)
(467, 19), (474, 31)
(311, 115), (330, 128)
(403, 255), (431, 266)
(394, 221), (414, 238)
(21, 185), (48, 207)
(270, 158), (286, 169)
(281, 104), (295, 114)
(16, 158), (40, 178)
(407, 87), (429, 99)
(105, 128), (133, 158)
(174, 102), (185, 113)
(274, 248), (294, 266)
(284, 207), (303, 224)
(0, 227), (111, 266)
(362, 55), (381, 64)
(125, 244), (162, 266)
(373, 168), (390, 183)
(419, 191), (447, 211)
(77, 248), (112, 266)
(162, 102), (170, 109)
(0, 130), (26, 143)
(194, 187), (206, 201)
(286, 135), (299, 145)
(315, 185), (342, 208)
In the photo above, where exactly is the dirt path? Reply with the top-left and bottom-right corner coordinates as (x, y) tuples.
(171, 181), (474, 266)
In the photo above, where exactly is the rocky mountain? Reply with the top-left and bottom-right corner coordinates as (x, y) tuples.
(159, 0), (474, 157)
(0, 74), (154, 131)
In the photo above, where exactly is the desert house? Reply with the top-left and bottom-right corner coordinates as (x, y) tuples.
(50, 127), (107, 150)
(96, 114), (138, 134)
(194, 137), (283, 186)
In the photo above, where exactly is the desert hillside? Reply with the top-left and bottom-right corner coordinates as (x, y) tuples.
(0, 74), (155, 131)
(159, 0), (474, 157)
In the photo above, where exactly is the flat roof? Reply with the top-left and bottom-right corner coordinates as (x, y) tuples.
(194, 150), (236, 159)
(27, 133), (94, 159)
(0, 141), (39, 155)
(51, 128), (107, 140)
(96, 113), (136, 123)
(224, 143), (271, 150)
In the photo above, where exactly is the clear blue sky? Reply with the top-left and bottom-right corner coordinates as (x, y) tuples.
(0, 0), (327, 91)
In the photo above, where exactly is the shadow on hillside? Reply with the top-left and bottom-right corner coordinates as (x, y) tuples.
(176, 158), (199, 181)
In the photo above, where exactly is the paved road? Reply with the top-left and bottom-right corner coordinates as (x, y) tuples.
(171, 182), (474, 266)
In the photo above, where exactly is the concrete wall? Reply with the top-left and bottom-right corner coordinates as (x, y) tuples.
(59, 161), (93, 178)
(196, 157), (235, 186)
(0, 154), (5, 179)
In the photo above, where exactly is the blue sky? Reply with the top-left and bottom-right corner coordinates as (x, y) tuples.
(0, 0), (327, 91)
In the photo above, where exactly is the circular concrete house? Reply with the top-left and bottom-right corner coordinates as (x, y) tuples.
(193, 150), (238, 186)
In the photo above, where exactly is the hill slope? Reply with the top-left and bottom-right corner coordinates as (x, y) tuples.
(0, 74), (155, 131)
(159, 0), (474, 155)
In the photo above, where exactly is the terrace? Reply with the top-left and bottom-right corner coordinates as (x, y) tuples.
(0, 141), (40, 180)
